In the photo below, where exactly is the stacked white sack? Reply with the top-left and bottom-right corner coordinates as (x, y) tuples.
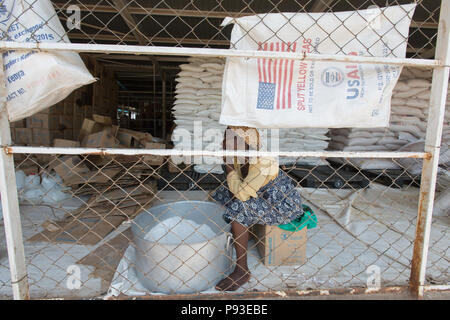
(171, 57), (332, 171)
(328, 67), (450, 169)
(261, 128), (330, 166)
(171, 57), (226, 174)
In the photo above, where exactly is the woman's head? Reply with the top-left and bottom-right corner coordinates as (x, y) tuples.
(223, 126), (261, 151)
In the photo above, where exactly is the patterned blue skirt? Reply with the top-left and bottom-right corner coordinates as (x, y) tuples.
(210, 170), (303, 227)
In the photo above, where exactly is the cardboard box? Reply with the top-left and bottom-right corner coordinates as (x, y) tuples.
(111, 125), (119, 137)
(10, 120), (25, 128)
(63, 129), (73, 140)
(53, 139), (80, 148)
(116, 130), (134, 147)
(35, 154), (51, 164)
(26, 113), (59, 129)
(74, 115), (83, 128)
(59, 115), (73, 129)
(116, 128), (152, 147)
(167, 160), (192, 173)
(63, 103), (74, 115)
(83, 105), (93, 119)
(53, 156), (90, 183)
(252, 224), (307, 266)
(93, 114), (113, 126)
(78, 118), (104, 142)
(32, 129), (63, 146)
(73, 115), (83, 137)
(53, 157), (119, 186)
(82, 130), (118, 148)
(143, 142), (166, 165)
(14, 128), (33, 145)
(52, 104), (63, 114)
(37, 105), (61, 114)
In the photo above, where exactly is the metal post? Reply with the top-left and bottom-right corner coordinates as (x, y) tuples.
(0, 57), (29, 299)
(153, 63), (156, 137)
(162, 72), (167, 140)
(410, 0), (450, 299)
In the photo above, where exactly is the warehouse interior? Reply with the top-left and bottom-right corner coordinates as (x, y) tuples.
(1, 0), (449, 299)
(10, 0), (443, 143)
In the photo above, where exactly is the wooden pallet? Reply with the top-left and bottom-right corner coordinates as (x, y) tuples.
(362, 168), (420, 188)
(282, 164), (370, 189)
(158, 166), (225, 191)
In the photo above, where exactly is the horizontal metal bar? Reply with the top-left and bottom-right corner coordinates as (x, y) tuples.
(423, 284), (450, 292)
(0, 42), (441, 68)
(106, 285), (450, 300)
(60, 33), (430, 54)
(108, 285), (447, 300)
(5, 146), (429, 159)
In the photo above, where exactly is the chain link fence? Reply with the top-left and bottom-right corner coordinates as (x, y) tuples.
(0, 153), (433, 298)
(0, 0), (448, 299)
(0, 1), (440, 56)
(46, 0), (436, 57)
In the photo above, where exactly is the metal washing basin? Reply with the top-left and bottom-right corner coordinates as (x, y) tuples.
(131, 200), (233, 294)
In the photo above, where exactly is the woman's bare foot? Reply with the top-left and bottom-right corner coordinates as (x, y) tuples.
(215, 268), (251, 291)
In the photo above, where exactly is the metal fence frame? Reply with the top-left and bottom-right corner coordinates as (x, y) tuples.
(0, 0), (449, 300)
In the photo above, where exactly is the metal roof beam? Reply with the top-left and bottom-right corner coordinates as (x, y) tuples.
(67, 33), (229, 46)
(93, 54), (189, 62)
(53, 2), (437, 28)
(111, 0), (163, 77)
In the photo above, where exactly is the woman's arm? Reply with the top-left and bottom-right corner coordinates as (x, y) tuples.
(227, 158), (278, 202)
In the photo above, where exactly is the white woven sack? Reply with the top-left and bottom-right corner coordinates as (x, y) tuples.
(1, 0), (95, 121)
(220, 4), (416, 128)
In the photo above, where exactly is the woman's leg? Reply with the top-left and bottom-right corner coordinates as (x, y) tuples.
(215, 221), (251, 291)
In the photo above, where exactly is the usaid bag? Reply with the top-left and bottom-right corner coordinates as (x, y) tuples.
(0, 0), (95, 122)
(219, 4), (416, 128)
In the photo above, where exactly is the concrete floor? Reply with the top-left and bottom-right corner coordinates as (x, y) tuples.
(0, 190), (448, 299)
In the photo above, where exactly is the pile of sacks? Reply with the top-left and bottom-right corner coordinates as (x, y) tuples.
(328, 67), (450, 169)
(389, 67), (449, 149)
(171, 57), (331, 171)
(261, 128), (330, 166)
(171, 57), (226, 174)
(172, 62), (449, 171)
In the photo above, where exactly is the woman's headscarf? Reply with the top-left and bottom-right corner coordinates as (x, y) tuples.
(228, 126), (261, 150)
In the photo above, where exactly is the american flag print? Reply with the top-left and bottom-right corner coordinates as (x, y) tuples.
(256, 41), (297, 110)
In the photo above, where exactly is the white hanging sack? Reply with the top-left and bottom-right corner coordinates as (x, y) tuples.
(219, 4), (416, 128)
(0, 0), (96, 121)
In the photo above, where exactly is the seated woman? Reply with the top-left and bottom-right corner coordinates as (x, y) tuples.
(211, 126), (303, 291)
